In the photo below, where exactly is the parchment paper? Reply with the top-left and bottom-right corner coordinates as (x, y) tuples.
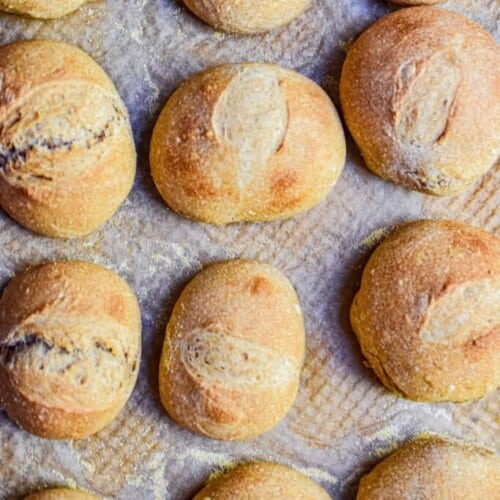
(0, 1), (498, 498)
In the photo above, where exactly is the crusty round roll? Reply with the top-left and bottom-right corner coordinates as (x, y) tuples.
(0, 0), (88, 18)
(150, 63), (346, 224)
(159, 260), (305, 440)
(340, 7), (500, 195)
(0, 40), (136, 238)
(182, 0), (311, 34)
(0, 260), (141, 439)
(350, 220), (500, 402)
(357, 436), (500, 499)
(193, 462), (331, 499)
(25, 488), (100, 499)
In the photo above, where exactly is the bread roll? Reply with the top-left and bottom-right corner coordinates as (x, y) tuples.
(0, 0), (87, 18)
(150, 63), (346, 224)
(182, 0), (311, 34)
(340, 7), (499, 195)
(350, 220), (500, 402)
(0, 40), (136, 238)
(357, 436), (500, 499)
(159, 260), (305, 440)
(0, 261), (141, 439)
(25, 488), (99, 499)
(194, 462), (331, 499)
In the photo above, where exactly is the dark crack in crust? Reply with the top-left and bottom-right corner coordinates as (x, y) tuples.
(0, 103), (126, 183)
(0, 333), (54, 365)
(0, 331), (137, 375)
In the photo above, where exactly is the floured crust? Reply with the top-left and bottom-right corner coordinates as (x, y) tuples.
(0, 0), (88, 18)
(350, 220), (500, 402)
(0, 40), (136, 238)
(159, 260), (305, 440)
(25, 488), (100, 499)
(182, 0), (311, 34)
(194, 462), (331, 499)
(150, 63), (346, 225)
(340, 7), (500, 195)
(0, 260), (142, 439)
(357, 436), (500, 499)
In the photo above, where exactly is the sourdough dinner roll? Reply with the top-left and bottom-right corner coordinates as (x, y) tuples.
(182, 0), (311, 34)
(340, 7), (500, 195)
(0, 40), (136, 238)
(357, 436), (500, 499)
(0, 261), (141, 439)
(0, 0), (88, 18)
(194, 462), (331, 499)
(159, 260), (305, 440)
(150, 63), (346, 224)
(25, 489), (100, 499)
(350, 220), (500, 402)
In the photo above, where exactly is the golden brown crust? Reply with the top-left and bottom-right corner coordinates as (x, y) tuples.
(340, 7), (500, 195)
(25, 488), (100, 499)
(350, 220), (500, 402)
(182, 0), (311, 34)
(0, 40), (136, 238)
(159, 260), (305, 440)
(150, 63), (345, 224)
(194, 462), (331, 499)
(0, 260), (142, 439)
(0, 0), (88, 18)
(357, 436), (500, 499)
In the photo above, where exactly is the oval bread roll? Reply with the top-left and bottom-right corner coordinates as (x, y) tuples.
(357, 436), (500, 499)
(150, 63), (346, 224)
(0, 0), (87, 18)
(193, 462), (331, 499)
(182, 0), (311, 34)
(159, 260), (305, 440)
(0, 261), (141, 439)
(0, 40), (136, 238)
(25, 489), (100, 499)
(350, 220), (500, 402)
(340, 7), (500, 195)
